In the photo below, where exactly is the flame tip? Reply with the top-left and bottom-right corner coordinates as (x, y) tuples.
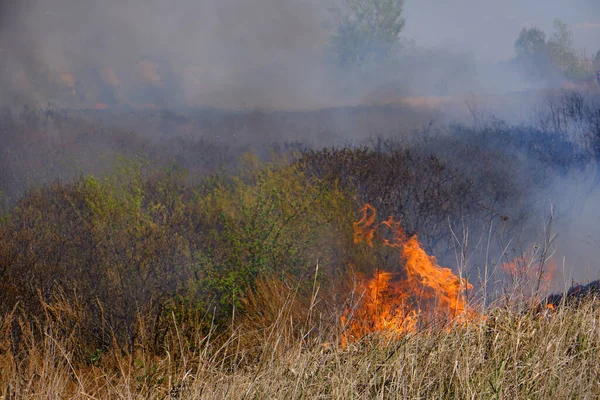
(342, 204), (477, 345)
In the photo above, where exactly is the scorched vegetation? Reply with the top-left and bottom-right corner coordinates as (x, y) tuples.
(1, 90), (600, 398)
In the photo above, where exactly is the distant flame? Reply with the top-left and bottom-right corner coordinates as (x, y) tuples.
(136, 60), (161, 84)
(353, 203), (377, 246)
(342, 204), (474, 345)
(502, 254), (556, 300)
(95, 102), (108, 110)
(100, 67), (121, 87)
(60, 73), (76, 88)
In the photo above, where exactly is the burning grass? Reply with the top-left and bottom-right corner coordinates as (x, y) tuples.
(2, 288), (600, 398)
(342, 204), (475, 346)
(2, 196), (580, 398)
(1, 92), (600, 396)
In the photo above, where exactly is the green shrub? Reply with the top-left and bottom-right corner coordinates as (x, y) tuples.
(0, 155), (355, 348)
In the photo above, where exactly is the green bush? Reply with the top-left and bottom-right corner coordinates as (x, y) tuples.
(0, 155), (355, 348)
(190, 154), (354, 314)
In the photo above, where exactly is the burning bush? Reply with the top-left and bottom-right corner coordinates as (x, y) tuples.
(341, 204), (475, 345)
(297, 146), (488, 257)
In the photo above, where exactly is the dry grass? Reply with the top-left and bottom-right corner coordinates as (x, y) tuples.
(2, 288), (600, 399)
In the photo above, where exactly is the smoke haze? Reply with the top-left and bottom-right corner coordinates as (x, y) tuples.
(1, 0), (598, 109)
(404, 0), (599, 63)
(1, 0), (600, 291)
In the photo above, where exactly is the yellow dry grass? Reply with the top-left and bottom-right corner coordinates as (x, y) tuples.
(2, 290), (600, 399)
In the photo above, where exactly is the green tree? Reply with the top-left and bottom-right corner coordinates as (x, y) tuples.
(514, 26), (547, 59)
(514, 26), (551, 78)
(330, 0), (405, 68)
(547, 19), (579, 76)
(514, 21), (588, 81)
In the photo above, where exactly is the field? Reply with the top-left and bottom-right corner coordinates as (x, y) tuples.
(2, 289), (600, 398)
(1, 88), (600, 398)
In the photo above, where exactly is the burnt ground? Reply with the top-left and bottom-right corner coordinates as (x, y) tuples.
(546, 280), (600, 308)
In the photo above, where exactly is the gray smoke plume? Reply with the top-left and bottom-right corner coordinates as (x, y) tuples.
(0, 0), (597, 110)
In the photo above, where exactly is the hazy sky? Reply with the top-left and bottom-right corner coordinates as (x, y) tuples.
(403, 0), (600, 63)
(0, 0), (598, 108)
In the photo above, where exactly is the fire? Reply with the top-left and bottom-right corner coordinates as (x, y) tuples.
(341, 204), (474, 345)
(501, 253), (556, 302)
(353, 203), (377, 246)
(341, 271), (419, 346)
(100, 67), (121, 87)
(60, 73), (76, 88)
(136, 60), (161, 84)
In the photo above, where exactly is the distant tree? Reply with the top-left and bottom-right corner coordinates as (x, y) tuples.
(330, 0), (405, 68)
(547, 19), (580, 77)
(514, 26), (547, 59)
(514, 21), (589, 81)
(514, 26), (551, 78)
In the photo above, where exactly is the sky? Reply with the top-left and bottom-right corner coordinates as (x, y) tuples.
(403, 0), (600, 63)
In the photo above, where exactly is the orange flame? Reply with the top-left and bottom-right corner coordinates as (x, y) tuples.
(501, 254), (556, 303)
(136, 60), (161, 84)
(100, 67), (121, 87)
(60, 72), (76, 88)
(353, 204), (377, 246)
(342, 204), (474, 345)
